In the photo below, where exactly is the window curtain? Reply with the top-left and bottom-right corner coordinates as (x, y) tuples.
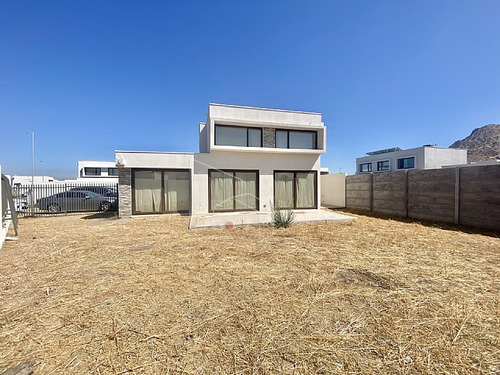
(134, 171), (162, 212)
(235, 172), (257, 210)
(164, 171), (189, 212)
(275, 172), (294, 208)
(296, 172), (315, 208)
(210, 172), (234, 211)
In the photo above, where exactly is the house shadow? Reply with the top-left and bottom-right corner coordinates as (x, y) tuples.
(82, 211), (119, 220)
(334, 208), (500, 238)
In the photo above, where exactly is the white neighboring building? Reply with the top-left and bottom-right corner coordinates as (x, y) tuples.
(116, 103), (326, 217)
(356, 146), (467, 174)
(9, 175), (57, 185)
(77, 161), (119, 183)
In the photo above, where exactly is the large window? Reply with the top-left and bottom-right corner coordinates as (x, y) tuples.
(274, 171), (317, 209)
(209, 170), (259, 212)
(275, 130), (317, 149)
(108, 168), (119, 176)
(377, 160), (390, 171)
(215, 125), (262, 147)
(397, 157), (415, 169)
(132, 169), (190, 214)
(359, 163), (372, 173)
(84, 167), (101, 176)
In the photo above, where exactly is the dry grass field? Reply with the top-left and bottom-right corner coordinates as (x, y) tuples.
(0, 211), (499, 374)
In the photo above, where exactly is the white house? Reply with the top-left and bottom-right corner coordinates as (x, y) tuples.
(115, 103), (326, 217)
(77, 160), (119, 183)
(356, 145), (467, 174)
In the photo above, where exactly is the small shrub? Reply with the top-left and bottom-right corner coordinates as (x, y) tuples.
(270, 204), (295, 228)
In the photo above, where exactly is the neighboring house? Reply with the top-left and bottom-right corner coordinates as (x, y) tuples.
(116, 103), (326, 217)
(356, 145), (467, 174)
(77, 160), (119, 183)
(9, 175), (56, 185)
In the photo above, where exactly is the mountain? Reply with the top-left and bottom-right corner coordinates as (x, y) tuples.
(450, 124), (500, 162)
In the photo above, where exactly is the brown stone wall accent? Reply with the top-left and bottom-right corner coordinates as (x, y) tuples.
(118, 168), (132, 218)
(263, 128), (275, 148)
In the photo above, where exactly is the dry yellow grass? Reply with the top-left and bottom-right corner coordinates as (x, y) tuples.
(0, 211), (499, 374)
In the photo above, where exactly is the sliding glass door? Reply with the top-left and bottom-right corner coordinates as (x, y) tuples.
(209, 170), (259, 212)
(274, 171), (317, 209)
(133, 169), (190, 214)
(134, 170), (162, 213)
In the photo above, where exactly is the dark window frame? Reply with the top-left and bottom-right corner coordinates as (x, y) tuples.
(108, 167), (119, 176)
(208, 169), (260, 213)
(359, 163), (372, 173)
(84, 167), (101, 176)
(274, 129), (318, 150)
(376, 160), (390, 172)
(273, 170), (318, 210)
(397, 157), (415, 170)
(131, 168), (191, 215)
(214, 124), (263, 147)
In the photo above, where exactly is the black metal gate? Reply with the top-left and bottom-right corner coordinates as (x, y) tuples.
(12, 183), (119, 216)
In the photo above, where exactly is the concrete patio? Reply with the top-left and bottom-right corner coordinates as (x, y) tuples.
(189, 208), (354, 229)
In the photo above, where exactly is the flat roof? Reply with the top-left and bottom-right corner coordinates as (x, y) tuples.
(115, 150), (195, 155)
(209, 102), (322, 116)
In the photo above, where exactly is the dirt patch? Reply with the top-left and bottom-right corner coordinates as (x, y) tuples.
(0, 211), (499, 374)
(336, 268), (402, 290)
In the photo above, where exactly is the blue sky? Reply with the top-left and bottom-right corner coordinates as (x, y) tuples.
(1, 0), (499, 178)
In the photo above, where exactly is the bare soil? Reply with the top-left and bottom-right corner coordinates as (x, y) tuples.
(0, 211), (499, 374)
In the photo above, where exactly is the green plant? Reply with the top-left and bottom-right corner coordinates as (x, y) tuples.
(270, 203), (295, 228)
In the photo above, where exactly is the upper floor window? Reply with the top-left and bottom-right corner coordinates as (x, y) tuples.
(215, 125), (262, 147)
(108, 168), (119, 176)
(377, 160), (390, 171)
(397, 157), (415, 169)
(359, 163), (372, 172)
(84, 167), (101, 176)
(275, 130), (317, 149)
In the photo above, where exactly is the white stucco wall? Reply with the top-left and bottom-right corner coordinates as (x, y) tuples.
(116, 151), (195, 170)
(77, 160), (119, 181)
(207, 103), (326, 154)
(114, 150), (321, 216)
(424, 147), (467, 169)
(208, 103), (323, 126)
(192, 152), (321, 214)
(321, 173), (346, 208)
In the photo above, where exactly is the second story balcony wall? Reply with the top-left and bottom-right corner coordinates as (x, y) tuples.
(206, 103), (326, 154)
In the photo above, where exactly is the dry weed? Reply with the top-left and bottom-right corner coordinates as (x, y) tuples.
(0, 212), (498, 374)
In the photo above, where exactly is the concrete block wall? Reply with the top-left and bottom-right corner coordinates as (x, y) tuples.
(118, 168), (132, 217)
(459, 165), (500, 230)
(407, 168), (457, 223)
(346, 165), (500, 231)
(345, 174), (372, 210)
(373, 171), (407, 216)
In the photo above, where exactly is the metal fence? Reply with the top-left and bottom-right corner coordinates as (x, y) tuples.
(12, 182), (119, 216)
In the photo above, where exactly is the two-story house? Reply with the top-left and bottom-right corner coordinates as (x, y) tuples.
(115, 103), (326, 217)
(77, 161), (119, 183)
(355, 145), (467, 174)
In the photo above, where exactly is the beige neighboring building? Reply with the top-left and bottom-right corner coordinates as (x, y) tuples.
(116, 103), (327, 217)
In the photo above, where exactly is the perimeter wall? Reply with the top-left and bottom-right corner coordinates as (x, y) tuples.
(346, 165), (500, 231)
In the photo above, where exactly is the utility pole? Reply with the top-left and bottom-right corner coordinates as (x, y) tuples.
(24, 131), (35, 215)
(40, 160), (44, 182)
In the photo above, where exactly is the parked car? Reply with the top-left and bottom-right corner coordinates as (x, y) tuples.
(36, 191), (116, 213)
(69, 186), (117, 197)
